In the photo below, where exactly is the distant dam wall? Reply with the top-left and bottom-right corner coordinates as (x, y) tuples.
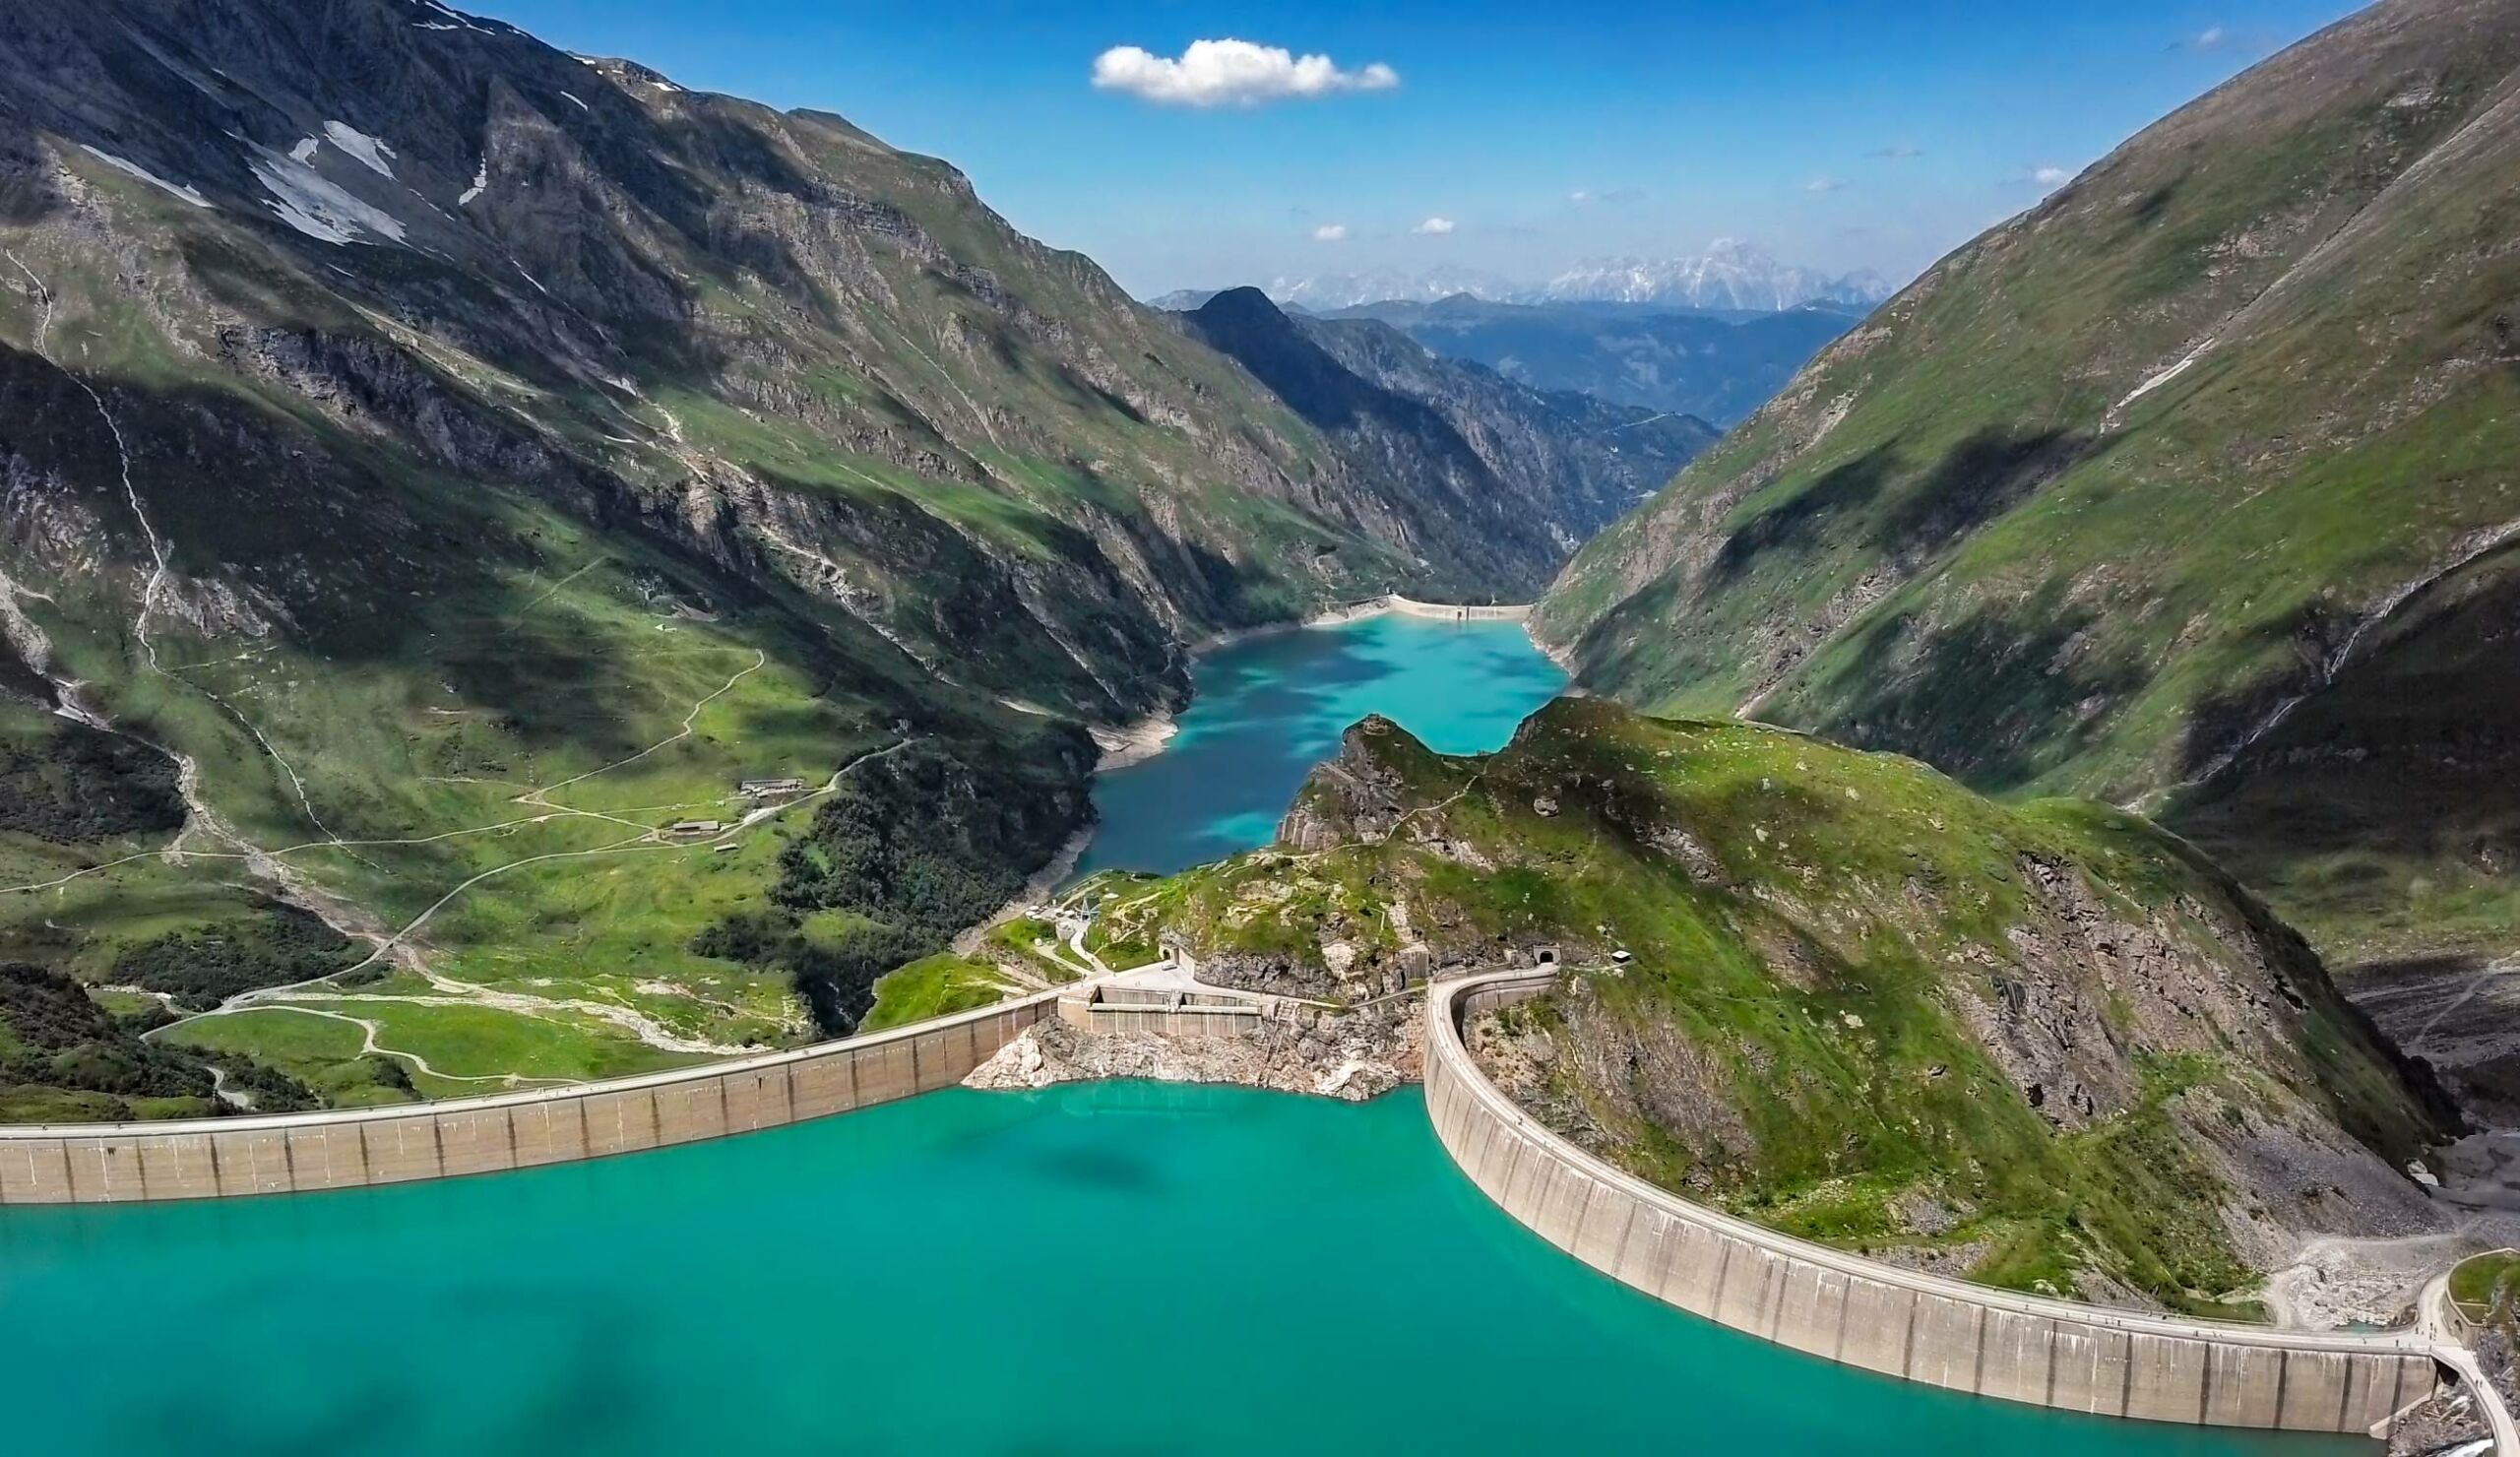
(0, 991), (1064, 1204)
(1424, 971), (2448, 1436)
(1383, 596), (1533, 623)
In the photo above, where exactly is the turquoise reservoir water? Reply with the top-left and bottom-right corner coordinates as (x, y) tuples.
(1079, 613), (1567, 877)
(0, 1085), (2361, 1456)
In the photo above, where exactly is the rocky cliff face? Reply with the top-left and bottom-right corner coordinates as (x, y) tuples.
(1095, 700), (2461, 1315)
(965, 1000), (1421, 1104)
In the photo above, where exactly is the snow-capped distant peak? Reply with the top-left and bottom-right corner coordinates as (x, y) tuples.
(1540, 244), (1885, 312)
(1263, 246), (1895, 314)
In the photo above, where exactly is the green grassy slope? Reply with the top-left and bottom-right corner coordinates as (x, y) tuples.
(1538, 0), (2520, 976)
(1099, 700), (2455, 1313)
(0, 0), (1559, 1115)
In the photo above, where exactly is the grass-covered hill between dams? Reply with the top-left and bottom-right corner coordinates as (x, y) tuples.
(0, 0), (1635, 1118)
(1090, 699), (2459, 1316)
(1536, 0), (2520, 1009)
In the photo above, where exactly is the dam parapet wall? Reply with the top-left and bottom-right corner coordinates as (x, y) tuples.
(1423, 970), (2449, 1437)
(0, 992), (1064, 1204)
(1383, 596), (1533, 623)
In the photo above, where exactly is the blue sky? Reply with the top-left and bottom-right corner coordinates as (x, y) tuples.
(470, 0), (2362, 296)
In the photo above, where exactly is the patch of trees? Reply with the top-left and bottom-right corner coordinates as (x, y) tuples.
(0, 722), (185, 843)
(0, 964), (328, 1115)
(112, 906), (361, 1011)
(197, 1050), (322, 1114)
(0, 963), (212, 1100)
(691, 733), (1090, 1035)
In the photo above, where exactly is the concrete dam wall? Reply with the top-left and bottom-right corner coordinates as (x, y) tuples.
(1383, 596), (1533, 623)
(0, 991), (1063, 1204)
(1423, 971), (2447, 1436)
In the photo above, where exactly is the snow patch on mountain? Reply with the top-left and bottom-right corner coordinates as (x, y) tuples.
(416, 0), (493, 32)
(248, 147), (408, 245)
(321, 121), (397, 178)
(78, 146), (214, 208)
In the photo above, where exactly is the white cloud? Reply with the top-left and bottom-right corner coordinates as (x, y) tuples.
(1413, 217), (1456, 235)
(1092, 39), (1399, 108)
(1804, 175), (1846, 195)
(2033, 164), (2073, 188)
(2193, 25), (2229, 49)
(1312, 222), (1350, 242)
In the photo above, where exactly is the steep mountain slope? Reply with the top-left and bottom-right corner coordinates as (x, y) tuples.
(1175, 288), (1561, 595)
(1092, 700), (2457, 1314)
(1332, 296), (1858, 426)
(1177, 288), (1710, 592)
(0, 0), (1551, 1116)
(1298, 313), (1716, 543)
(1540, 0), (2520, 1006)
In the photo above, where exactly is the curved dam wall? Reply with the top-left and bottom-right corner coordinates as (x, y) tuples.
(1424, 972), (2445, 1436)
(1384, 596), (1532, 623)
(0, 992), (1063, 1204)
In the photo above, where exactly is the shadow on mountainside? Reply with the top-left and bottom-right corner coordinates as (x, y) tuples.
(1801, 597), (2151, 794)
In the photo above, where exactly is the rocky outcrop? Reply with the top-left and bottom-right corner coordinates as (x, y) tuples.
(963, 999), (1420, 1103)
(2389, 1330), (2514, 1456)
(1106, 698), (2463, 1311)
(1273, 715), (1427, 852)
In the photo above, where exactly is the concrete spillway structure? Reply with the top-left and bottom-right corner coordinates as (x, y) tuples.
(0, 991), (1065, 1204)
(1424, 970), (2454, 1438)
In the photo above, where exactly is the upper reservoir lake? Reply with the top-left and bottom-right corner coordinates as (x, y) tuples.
(0, 1084), (2360, 1457)
(1079, 612), (1568, 877)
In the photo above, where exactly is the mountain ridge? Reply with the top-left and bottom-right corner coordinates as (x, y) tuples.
(1243, 240), (1894, 314)
(1176, 286), (1716, 586)
(1535, 0), (2520, 1104)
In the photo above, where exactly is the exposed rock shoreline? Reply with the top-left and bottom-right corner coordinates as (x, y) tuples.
(964, 998), (1421, 1103)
